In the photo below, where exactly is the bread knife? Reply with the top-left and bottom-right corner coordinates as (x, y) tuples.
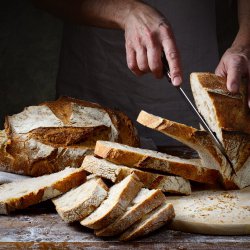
(161, 52), (236, 176)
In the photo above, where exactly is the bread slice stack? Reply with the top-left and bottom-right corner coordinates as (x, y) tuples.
(52, 173), (175, 240)
(95, 188), (166, 237)
(67, 174), (174, 240)
(0, 169), (175, 240)
(80, 173), (143, 229)
(119, 201), (175, 241)
(0, 96), (139, 177)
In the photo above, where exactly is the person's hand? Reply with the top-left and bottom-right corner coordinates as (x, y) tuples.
(123, 3), (182, 85)
(215, 45), (250, 107)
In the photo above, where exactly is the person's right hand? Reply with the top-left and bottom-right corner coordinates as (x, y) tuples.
(123, 2), (182, 85)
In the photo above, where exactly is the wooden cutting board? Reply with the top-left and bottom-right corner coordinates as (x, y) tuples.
(167, 187), (250, 235)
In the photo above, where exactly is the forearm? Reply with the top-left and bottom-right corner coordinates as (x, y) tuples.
(32, 0), (141, 29)
(234, 0), (250, 46)
(33, 0), (182, 84)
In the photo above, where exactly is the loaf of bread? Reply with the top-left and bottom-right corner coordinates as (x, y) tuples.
(0, 97), (139, 176)
(190, 73), (250, 189)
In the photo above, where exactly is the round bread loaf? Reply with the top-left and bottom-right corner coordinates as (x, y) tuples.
(0, 97), (139, 176)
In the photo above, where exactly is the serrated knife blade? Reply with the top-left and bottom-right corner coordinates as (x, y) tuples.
(161, 52), (236, 176)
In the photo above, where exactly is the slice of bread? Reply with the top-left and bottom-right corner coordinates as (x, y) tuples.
(137, 111), (225, 181)
(52, 177), (108, 223)
(120, 201), (175, 241)
(80, 173), (143, 230)
(137, 107), (250, 189)
(95, 188), (166, 236)
(94, 140), (219, 184)
(0, 167), (86, 214)
(81, 156), (191, 195)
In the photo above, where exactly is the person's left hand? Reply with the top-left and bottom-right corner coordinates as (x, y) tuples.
(215, 44), (250, 107)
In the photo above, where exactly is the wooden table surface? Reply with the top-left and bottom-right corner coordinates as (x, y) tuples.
(1, 202), (250, 250)
(0, 146), (250, 250)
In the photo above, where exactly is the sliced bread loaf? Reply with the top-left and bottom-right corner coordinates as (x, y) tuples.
(120, 201), (175, 241)
(190, 73), (250, 189)
(52, 177), (108, 223)
(94, 140), (219, 184)
(81, 156), (191, 195)
(80, 173), (142, 230)
(95, 188), (166, 236)
(0, 167), (86, 214)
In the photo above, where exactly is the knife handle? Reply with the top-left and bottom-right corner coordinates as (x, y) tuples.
(161, 52), (172, 83)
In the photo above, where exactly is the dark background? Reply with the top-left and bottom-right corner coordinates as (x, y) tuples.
(0, 0), (237, 130)
(0, 0), (62, 128)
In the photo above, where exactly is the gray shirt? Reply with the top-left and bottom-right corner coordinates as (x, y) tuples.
(57, 0), (219, 145)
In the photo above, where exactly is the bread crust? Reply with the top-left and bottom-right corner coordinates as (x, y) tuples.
(2, 134), (93, 176)
(42, 97), (140, 147)
(222, 131), (250, 189)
